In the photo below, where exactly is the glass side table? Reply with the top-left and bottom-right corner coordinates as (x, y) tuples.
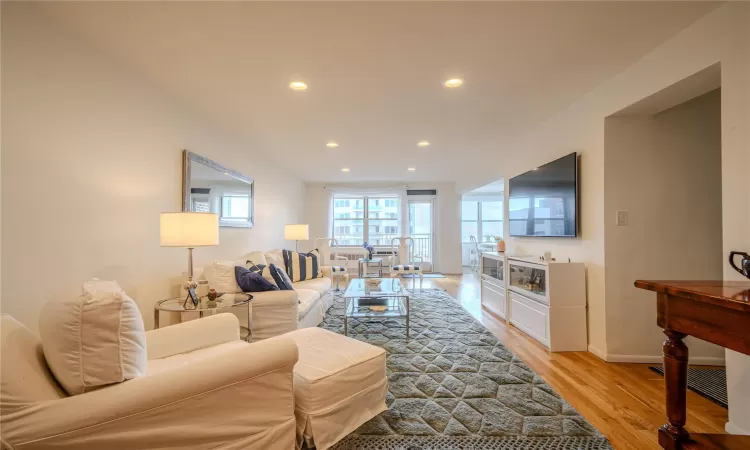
(358, 258), (383, 278)
(154, 293), (253, 342)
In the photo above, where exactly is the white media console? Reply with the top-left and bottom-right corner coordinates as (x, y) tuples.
(480, 253), (587, 352)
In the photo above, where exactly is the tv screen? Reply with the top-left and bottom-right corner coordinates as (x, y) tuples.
(508, 152), (578, 237)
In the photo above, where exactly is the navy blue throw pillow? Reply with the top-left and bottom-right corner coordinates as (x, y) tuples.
(269, 264), (294, 290)
(235, 266), (279, 292)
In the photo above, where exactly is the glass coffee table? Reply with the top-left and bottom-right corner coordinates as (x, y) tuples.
(343, 278), (409, 338)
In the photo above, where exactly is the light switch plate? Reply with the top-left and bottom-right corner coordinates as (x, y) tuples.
(616, 210), (629, 226)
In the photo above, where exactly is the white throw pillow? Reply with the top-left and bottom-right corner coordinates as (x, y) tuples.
(265, 249), (285, 267)
(39, 281), (146, 395)
(241, 251), (268, 267)
(204, 260), (244, 293)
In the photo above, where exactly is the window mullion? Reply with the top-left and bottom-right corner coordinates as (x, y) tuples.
(363, 196), (369, 243)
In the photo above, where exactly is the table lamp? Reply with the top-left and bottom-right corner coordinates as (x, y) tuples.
(161, 212), (219, 305)
(285, 224), (309, 252)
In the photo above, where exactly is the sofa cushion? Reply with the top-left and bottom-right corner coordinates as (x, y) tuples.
(235, 266), (279, 292)
(283, 249), (323, 282)
(293, 277), (331, 296)
(296, 289), (321, 320)
(38, 281), (147, 395)
(245, 263), (279, 288)
(204, 260), (244, 293)
(242, 251), (268, 267)
(265, 249), (285, 267)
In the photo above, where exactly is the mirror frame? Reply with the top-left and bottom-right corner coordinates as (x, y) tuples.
(182, 150), (255, 228)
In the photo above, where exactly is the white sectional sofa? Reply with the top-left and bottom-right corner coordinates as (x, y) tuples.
(200, 249), (334, 341)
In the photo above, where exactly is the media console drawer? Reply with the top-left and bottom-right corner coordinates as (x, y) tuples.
(509, 291), (549, 346)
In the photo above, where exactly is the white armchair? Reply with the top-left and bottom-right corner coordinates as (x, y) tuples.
(1, 313), (298, 450)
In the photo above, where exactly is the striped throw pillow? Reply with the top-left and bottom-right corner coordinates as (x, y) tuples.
(282, 249), (322, 282)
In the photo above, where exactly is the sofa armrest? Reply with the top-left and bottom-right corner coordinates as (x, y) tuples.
(321, 266), (333, 278)
(146, 313), (240, 360)
(1, 337), (298, 450)
(251, 290), (299, 341)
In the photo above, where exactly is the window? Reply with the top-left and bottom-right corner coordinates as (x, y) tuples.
(221, 195), (250, 220)
(332, 196), (400, 246)
(461, 199), (503, 243)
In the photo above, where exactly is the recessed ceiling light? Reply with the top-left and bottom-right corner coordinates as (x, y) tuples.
(326, 141), (339, 148)
(289, 81), (307, 91)
(407, 167), (417, 172)
(444, 78), (464, 88)
(417, 140), (430, 147)
(341, 168), (350, 172)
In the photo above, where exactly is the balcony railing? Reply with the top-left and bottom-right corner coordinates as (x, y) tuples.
(332, 233), (433, 266)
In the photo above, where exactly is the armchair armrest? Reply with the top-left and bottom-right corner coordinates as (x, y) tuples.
(1, 337), (299, 450)
(251, 290), (299, 340)
(146, 313), (240, 360)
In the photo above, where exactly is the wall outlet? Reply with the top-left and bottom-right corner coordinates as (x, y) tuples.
(616, 210), (629, 226)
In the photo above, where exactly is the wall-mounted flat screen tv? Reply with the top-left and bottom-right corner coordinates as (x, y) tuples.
(509, 152), (578, 237)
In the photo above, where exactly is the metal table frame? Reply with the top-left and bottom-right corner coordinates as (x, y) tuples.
(358, 258), (383, 278)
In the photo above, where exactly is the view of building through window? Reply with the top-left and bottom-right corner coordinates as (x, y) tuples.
(461, 200), (503, 243)
(333, 197), (399, 245)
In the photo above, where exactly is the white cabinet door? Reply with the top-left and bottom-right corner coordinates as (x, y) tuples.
(481, 280), (506, 319)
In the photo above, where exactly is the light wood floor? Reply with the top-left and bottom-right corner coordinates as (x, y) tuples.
(419, 270), (728, 450)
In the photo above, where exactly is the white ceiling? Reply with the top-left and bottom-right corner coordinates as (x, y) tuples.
(38, 1), (720, 183)
(468, 179), (505, 195)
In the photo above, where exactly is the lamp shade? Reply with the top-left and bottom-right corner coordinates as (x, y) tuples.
(160, 212), (219, 247)
(285, 224), (309, 241)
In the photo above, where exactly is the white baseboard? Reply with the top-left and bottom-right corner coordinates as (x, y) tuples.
(587, 345), (607, 361)
(726, 421), (750, 435)
(604, 353), (725, 366)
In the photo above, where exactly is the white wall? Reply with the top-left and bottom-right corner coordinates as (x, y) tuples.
(603, 90), (724, 364)
(472, 3), (750, 361)
(303, 182), (462, 274)
(0, 4), (304, 332)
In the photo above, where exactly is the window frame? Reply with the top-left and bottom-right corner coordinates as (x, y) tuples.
(332, 195), (400, 246)
(461, 200), (503, 243)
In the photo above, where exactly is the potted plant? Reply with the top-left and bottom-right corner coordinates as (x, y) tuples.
(363, 242), (375, 260)
(494, 236), (506, 252)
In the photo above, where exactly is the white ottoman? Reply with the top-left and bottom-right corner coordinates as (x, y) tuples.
(286, 327), (387, 450)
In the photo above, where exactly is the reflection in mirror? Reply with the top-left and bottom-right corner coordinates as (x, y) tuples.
(182, 150), (254, 228)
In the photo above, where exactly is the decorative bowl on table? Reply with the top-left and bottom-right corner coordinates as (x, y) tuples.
(365, 278), (381, 288)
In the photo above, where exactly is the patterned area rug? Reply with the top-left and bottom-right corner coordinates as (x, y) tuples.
(319, 288), (612, 450)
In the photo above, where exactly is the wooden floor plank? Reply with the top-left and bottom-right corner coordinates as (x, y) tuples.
(417, 270), (729, 450)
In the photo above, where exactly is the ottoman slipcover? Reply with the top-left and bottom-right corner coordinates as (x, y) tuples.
(286, 327), (387, 450)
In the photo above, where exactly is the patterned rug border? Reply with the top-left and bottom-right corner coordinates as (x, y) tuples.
(331, 435), (613, 450)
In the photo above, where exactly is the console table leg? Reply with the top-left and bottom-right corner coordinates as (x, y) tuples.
(659, 329), (690, 450)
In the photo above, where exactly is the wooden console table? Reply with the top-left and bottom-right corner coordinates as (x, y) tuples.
(634, 280), (750, 450)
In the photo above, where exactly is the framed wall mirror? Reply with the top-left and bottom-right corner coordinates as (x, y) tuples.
(182, 150), (254, 228)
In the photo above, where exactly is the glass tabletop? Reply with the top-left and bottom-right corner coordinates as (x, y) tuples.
(155, 293), (252, 312)
(359, 258), (383, 264)
(345, 278), (405, 298)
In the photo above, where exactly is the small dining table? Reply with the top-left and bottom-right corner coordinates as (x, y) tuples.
(634, 280), (750, 450)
